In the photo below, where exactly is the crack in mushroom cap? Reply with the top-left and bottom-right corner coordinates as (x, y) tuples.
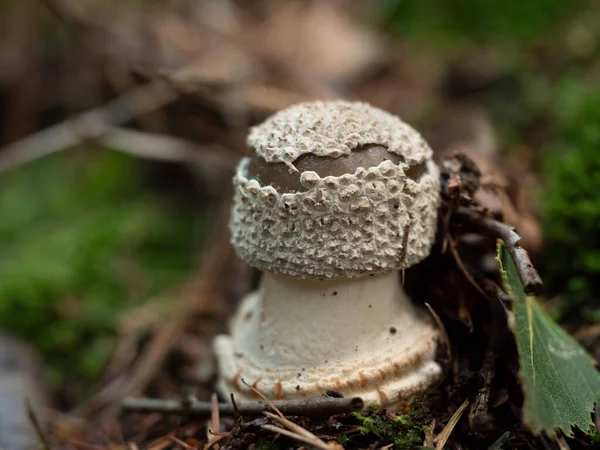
(248, 100), (433, 171)
(232, 101), (441, 278)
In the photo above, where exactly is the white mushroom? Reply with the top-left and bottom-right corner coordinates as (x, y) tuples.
(214, 101), (443, 409)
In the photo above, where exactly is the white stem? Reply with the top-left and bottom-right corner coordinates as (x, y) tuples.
(214, 271), (442, 406)
(232, 271), (423, 368)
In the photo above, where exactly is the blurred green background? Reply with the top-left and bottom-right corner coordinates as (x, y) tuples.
(0, 0), (598, 403)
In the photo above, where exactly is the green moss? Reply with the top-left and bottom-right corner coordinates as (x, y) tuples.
(337, 435), (350, 446)
(255, 438), (280, 450)
(0, 149), (203, 397)
(354, 412), (395, 437)
(372, 0), (579, 47)
(352, 411), (426, 449)
(541, 84), (600, 319)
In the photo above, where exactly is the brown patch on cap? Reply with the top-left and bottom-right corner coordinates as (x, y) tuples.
(247, 144), (403, 193)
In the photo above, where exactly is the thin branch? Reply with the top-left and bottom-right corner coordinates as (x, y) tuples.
(99, 127), (238, 167)
(169, 436), (197, 450)
(454, 207), (543, 295)
(447, 232), (490, 301)
(100, 127), (202, 164)
(434, 399), (470, 450)
(0, 80), (179, 173)
(264, 411), (322, 441)
(241, 378), (284, 418)
(26, 400), (50, 450)
(121, 395), (364, 418)
(209, 393), (221, 440)
(260, 424), (331, 450)
(424, 302), (452, 365)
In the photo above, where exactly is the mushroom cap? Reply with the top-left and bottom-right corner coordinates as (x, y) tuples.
(230, 100), (440, 278)
(248, 101), (432, 170)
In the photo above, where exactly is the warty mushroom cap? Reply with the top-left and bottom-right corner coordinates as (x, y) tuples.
(230, 100), (440, 278)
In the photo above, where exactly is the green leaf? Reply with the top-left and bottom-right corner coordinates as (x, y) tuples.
(497, 242), (600, 436)
(488, 431), (510, 450)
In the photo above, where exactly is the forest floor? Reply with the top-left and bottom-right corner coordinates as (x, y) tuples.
(0, 1), (599, 449)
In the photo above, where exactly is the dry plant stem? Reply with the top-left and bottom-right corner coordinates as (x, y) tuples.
(100, 127), (235, 166)
(264, 411), (325, 443)
(241, 378), (284, 418)
(26, 401), (50, 450)
(447, 232), (490, 301)
(455, 207), (543, 295)
(209, 393), (220, 439)
(260, 424), (331, 450)
(169, 436), (196, 450)
(424, 419), (436, 447)
(469, 281), (506, 429)
(434, 399), (470, 450)
(121, 396), (364, 418)
(0, 80), (178, 173)
(424, 303), (452, 365)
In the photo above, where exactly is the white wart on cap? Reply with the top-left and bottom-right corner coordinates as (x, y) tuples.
(230, 100), (440, 278)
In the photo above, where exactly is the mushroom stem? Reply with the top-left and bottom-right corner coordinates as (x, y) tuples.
(236, 272), (423, 366)
(215, 271), (441, 407)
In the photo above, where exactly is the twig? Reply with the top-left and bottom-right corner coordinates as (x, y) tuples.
(555, 434), (571, 450)
(469, 279), (507, 430)
(26, 400), (50, 450)
(447, 232), (490, 301)
(434, 399), (470, 450)
(99, 127), (239, 169)
(454, 207), (543, 295)
(122, 395), (364, 418)
(241, 378), (284, 418)
(0, 80), (179, 173)
(423, 419), (436, 447)
(424, 303), (452, 365)
(260, 424), (331, 450)
(169, 436), (196, 450)
(264, 411), (321, 441)
(230, 393), (239, 419)
(242, 378), (283, 417)
(209, 393), (220, 438)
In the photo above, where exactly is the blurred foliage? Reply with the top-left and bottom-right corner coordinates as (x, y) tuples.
(0, 0), (597, 407)
(375, 0), (600, 317)
(0, 149), (203, 395)
(375, 0), (581, 47)
(541, 84), (600, 319)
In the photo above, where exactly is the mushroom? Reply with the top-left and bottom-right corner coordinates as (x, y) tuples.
(214, 100), (442, 409)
